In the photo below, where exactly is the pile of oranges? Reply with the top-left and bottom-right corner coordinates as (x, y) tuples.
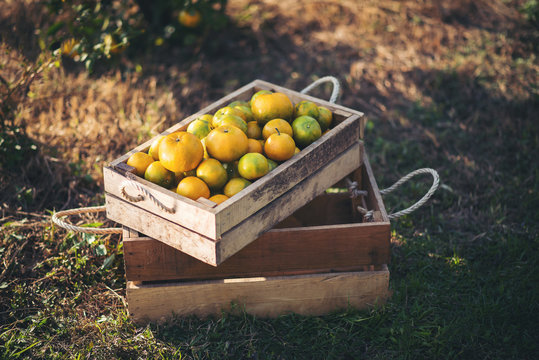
(126, 90), (333, 205)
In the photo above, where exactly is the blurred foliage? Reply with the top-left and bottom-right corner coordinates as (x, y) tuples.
(43, 0), (228, 71)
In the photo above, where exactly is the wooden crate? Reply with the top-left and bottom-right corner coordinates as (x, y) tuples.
(124, 152), (391, 322)
(104, 79), (365, 266)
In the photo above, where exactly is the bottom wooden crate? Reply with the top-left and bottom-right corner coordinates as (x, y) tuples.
(127, 265), (390, 322)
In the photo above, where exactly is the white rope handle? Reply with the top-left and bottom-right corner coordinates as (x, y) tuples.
(119, 180), (176, 214)
(381, 168), (439, 220)
(300, 76), (341, 104)
(52, 206), (123, 234)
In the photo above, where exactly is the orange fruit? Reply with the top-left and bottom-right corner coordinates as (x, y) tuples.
(196, 158), (228, 190)
(238, 153), (269, 180)
(247, 138), (263, 154)
(144, 161), (175, 189)
(127, 152), (154, 177)
(294, 146), (301, 155)
(291, 116), (322, 149)
(262, 118), (293, 140)
(205, 125), (249, 162)
(264, 132), (296, 161)
(223, 161), (240, 179)
(178, 9), (202, 28)
(209, 194), (229, 205)
(216, 114), (248, 134)
(233, 105), (254, 123)
(224, 177), (251, 197)
(249, 90), (272, 106)
(213, 106), (247, 126)
(177, 176), (210, 200)
(316, 106), (333, 132)
(294, 100), (320, 119)
(148, 135), (165, 161)
(267, 158), (278, 172)
(246, 121), (262, 139)
(200, 137), (210, 159)
(159, 132), (204, 172)
(251, 92), (294, 126)
(187, 117), (213, 139)
(228, 100), (249, 108)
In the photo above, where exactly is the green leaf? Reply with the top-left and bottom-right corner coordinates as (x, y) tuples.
(101, 254), (115, 269)
(46, 21), (65, 36)
(95, 244), (107, 256)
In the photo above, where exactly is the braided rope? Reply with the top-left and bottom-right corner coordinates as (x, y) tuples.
(119, 180), (176, 214)
(380, 168), (440, 220)
(300, 76), (341, 104)
(52, 206), (123, 234)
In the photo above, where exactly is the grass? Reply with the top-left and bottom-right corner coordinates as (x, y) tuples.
(1, 0), (539, 358)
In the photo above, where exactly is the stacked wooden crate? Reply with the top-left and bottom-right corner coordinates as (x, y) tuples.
(104, 80), (391, 322)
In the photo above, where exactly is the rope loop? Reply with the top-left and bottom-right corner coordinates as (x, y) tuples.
(52, 206), (123, 234)
(381, 168), (439, 220)
(300, 76), (340, 103)
(119, 180), (176, 214)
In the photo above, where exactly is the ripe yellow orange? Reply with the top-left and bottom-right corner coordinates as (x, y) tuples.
(246, 121), (262, 139)
(159, 132), (204, 172)
(213, 106), (247, 126)
(317, 106), (333, 132)
(262, 119), (293, 140)
(177, 176), (210, 200)
(187, 117), (213, 139)
(200, 137), (210, 159)
(291, 116), (322, 149)
(127, 152), (154, 177)
(294, 146), (301, 155)
(249, 90), (272, 106)
(238, 153), (269, 180)
(224, 177), (251, 197)
(205, 125), (249, 162)
(144, 161), (175, 189)
(178, 9), (202, 28)
(216, 114), (248, 134)
(196, 158), (228, 190)
(251, 92), (294, 126)
(294, 100), (320, 119)
(209, 194), (229, 205)
(264, 132), (296, 161)
(247, 138), (263, 154)
(148, 135), (165, 161)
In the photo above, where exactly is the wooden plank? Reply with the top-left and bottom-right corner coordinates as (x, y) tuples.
(362, 150), (390, 222)
(123, 222), (390, 282)
(103, 166), (219, 239)
(215, 113), (361, 235)
(126, 266), (390, 322)
(106, 194), (219, 266)
(216, 141), (362, 263)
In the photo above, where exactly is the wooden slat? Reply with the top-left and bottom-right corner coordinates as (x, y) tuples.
(362, 150), (390, 222)
(216, 141), (362, 263)
(126, 266), (390, 322)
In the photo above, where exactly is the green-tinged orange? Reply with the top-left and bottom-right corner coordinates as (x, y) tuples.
(295, 100), (320, 119)
(144, 161), (175, 188)
(127, 152), (154, 177)
(264, 132), (296, 161)
(216, 114), (248, 134)
(316, 106), (333, 131)
(196, 158), (228, 190)
(224, 177), (251, 198)
(187, 117), (213, 139)
(238, 153), (269, 180)
(177, 176), (210, 200)
(213, 106), (247, 126)
(205, 125), (249, 162)
(209, 194), (229, 205)
(159, 132), (204, 172)
(262, 119), (293, 140)
(291, 115), (322, 149)
(267, 158), (278, 172)
(228, 100), (249, 108)
(234, 105), (254, 123)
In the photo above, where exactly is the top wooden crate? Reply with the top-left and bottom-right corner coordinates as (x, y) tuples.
(104, 79), (365, 266)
